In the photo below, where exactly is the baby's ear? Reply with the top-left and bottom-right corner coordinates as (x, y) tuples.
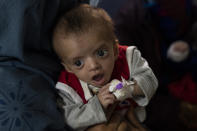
(61, 62), (73, 73)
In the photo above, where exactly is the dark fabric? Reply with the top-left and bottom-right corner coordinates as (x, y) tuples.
(0, 0), (81, 130)
(148, 0), (197, 87)
(168, 73), (197, 104)
(148, 0), (192, 43)
(0, 66), (66, 131)
(100, 0), (162, 77)
(98, 0), (127, 19)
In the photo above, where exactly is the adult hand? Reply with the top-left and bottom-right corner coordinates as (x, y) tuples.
(86, 112), (123, 131)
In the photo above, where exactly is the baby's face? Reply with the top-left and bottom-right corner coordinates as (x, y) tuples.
(60, 28), (118, 87)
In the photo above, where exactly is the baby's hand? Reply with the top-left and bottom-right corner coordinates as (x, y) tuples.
(109, 78), (134, 101)
(97, 84), (116, 109)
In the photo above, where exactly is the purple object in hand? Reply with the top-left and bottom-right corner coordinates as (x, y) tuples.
(116, 83), (123, 89)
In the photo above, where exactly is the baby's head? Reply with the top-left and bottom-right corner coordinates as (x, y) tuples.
(53, 4), (119, 87)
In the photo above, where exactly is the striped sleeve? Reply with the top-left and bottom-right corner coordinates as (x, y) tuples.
(126, 46), (158, 106)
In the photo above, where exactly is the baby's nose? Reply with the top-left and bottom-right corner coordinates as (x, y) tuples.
(87, 58), (100, 71)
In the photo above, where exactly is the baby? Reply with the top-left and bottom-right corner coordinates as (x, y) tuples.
(52, 4), (158, 131)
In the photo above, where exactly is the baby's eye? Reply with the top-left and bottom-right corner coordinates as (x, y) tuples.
(96, 49), (108, 57)
(74, 59), (84, 68)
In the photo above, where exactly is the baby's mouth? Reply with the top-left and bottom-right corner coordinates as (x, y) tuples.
(93, 74), (103, 81)
(92, 74), (105, 86)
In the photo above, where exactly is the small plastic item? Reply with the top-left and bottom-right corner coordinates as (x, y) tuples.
(116, 83), (123, 89)
(109, 77), (134, 101)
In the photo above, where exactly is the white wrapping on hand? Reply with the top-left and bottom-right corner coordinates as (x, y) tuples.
(109, 77), (134, 101)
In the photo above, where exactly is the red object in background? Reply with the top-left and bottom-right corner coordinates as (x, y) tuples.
(168, 73), (197, 104)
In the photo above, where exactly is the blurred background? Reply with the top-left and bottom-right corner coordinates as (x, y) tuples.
(96, 0), (197, 130)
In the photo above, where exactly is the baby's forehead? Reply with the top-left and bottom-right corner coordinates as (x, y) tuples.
(54, 25), (115, 51)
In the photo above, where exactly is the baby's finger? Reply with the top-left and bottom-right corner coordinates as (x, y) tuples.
(103, 94), (116, 101)
(99, 83), (111, 92)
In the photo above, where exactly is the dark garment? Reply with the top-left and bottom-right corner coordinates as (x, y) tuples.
(100, 0), (162, 77)
(150, 0), (197, 83)
(0, 0), (80, 130)
(148, 0), (197, 105)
